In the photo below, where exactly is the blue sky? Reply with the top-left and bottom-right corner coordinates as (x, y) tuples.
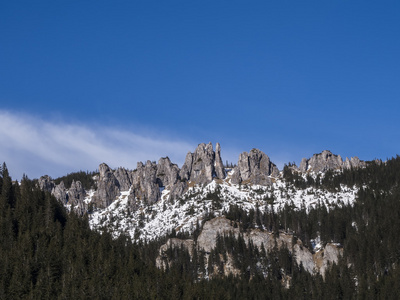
(1, 1), (399, 180)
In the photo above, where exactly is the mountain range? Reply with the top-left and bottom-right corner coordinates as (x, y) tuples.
(37, 143), (371, 278)
(2, 142), (400, 298)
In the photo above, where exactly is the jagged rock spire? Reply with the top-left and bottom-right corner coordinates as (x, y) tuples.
(93, 163), (120, 208)
(179, 142), (226, 185)
(131, 160), (160, 204)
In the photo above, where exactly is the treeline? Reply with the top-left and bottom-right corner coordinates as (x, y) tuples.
(283, 156), (400, 192)
(166, 156), (400, 298)
(0, 163), (172, 299)
(1, 156), (400, 298)
(217, 156), (400, 297)
(54, 170), (97, 190)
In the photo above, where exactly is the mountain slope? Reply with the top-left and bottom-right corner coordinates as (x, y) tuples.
(2, 147), (400, 298)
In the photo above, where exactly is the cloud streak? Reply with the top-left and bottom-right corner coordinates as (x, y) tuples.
(0, 110), (194, 180)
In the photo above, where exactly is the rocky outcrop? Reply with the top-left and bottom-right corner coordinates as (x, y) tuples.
(156, 238), (194, 269)
(38, 175), (55, 193)
(214, 143), (226, 179)
(197, 217), (292, 253)
(40, 145), (366, 218)
(38, 175), (85, 210)
(231, 149), (279, 185)
(68, 180), (87, 215)
(93, 163), (120, 208)
(299, 150), (343, 173)
(293, 243), (315, 273)
(299, 150), (366, 173)
(114, 167), (131, 191)
(156, 157), (180, 187)
(158, 216), (342, 278)
(313, 243), (343, 278)
(169, 181), (187, 201)
(52, 181), (68, 204)
(38, 142), (230, 210)
(197, 217), (240, 253)
(343, 156), (366, 170)
(179, 143), (226, 185)
(68, 180), (86, 205)
(131, 161), (160, 204)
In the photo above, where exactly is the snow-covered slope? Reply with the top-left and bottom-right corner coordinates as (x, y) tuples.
(88, 169), (358, 241)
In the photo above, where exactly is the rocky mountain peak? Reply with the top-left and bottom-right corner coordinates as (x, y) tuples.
(114, 167), (131, 191)
(131, 160), (160, 204)
(214, 142), (225, 179)
(299, 150), (366, 173)
(93, 163), (120, 208)
(52, 181), (68, 204)
(68, 180), (86, 215)
(179, 142), (226, 185)
(231, 148), (279, 185)
(38, 175), (55, 193)
(156, 157), (179, 187)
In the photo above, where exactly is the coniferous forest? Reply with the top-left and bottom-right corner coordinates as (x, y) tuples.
(1, 157), (400, 299)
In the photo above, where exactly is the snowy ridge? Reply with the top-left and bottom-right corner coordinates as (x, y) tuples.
(87, 170), (359, 241)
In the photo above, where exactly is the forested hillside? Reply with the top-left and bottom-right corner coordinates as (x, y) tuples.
(1, 157), (400, 299)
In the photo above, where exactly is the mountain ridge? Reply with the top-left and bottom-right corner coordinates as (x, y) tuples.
(38, 143), (367, 217)
(37, 143), (367, 244)
(23, 144), (400, 293)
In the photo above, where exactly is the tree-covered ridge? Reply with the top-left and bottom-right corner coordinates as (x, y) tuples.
(282, 157), (398, 192)
(1, 156), (400, 299)
(0, 164), (165, 299)
(53, 170), (97, 190)
(162, 156), (400, 298)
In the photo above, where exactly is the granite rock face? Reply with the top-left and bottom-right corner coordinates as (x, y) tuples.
(156, 157), (180, 188)
(39, 144), (367, 218)
(299, 150), (343, 173)
(343, 156), (366, 170)
(156, 238), (194, 269)
(313, 243), (343, 278)
(68, 180), (86, 205)
(68, 180), (87, 215)
(299, 150), (366, 173)
(169, 181), (187, 201)
(180, 142), (226, 185)
(52, 181), (68, 204)
(131, 161), (160, 204)
(157, 216), (341, 277)
(89, 143), (226, 208)
(39, 175), (85, 213)
(196, 217), (293, 254)
(114, 167), (131, 191)
(214, 143), (226, 180)
(231, 148), (279, 185)
(197, 217), (240, 253)
(38, 175), (55, 193)
(93, 163), (120, 208)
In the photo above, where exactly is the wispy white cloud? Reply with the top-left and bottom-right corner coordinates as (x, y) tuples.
(0, 110), (194, 180)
